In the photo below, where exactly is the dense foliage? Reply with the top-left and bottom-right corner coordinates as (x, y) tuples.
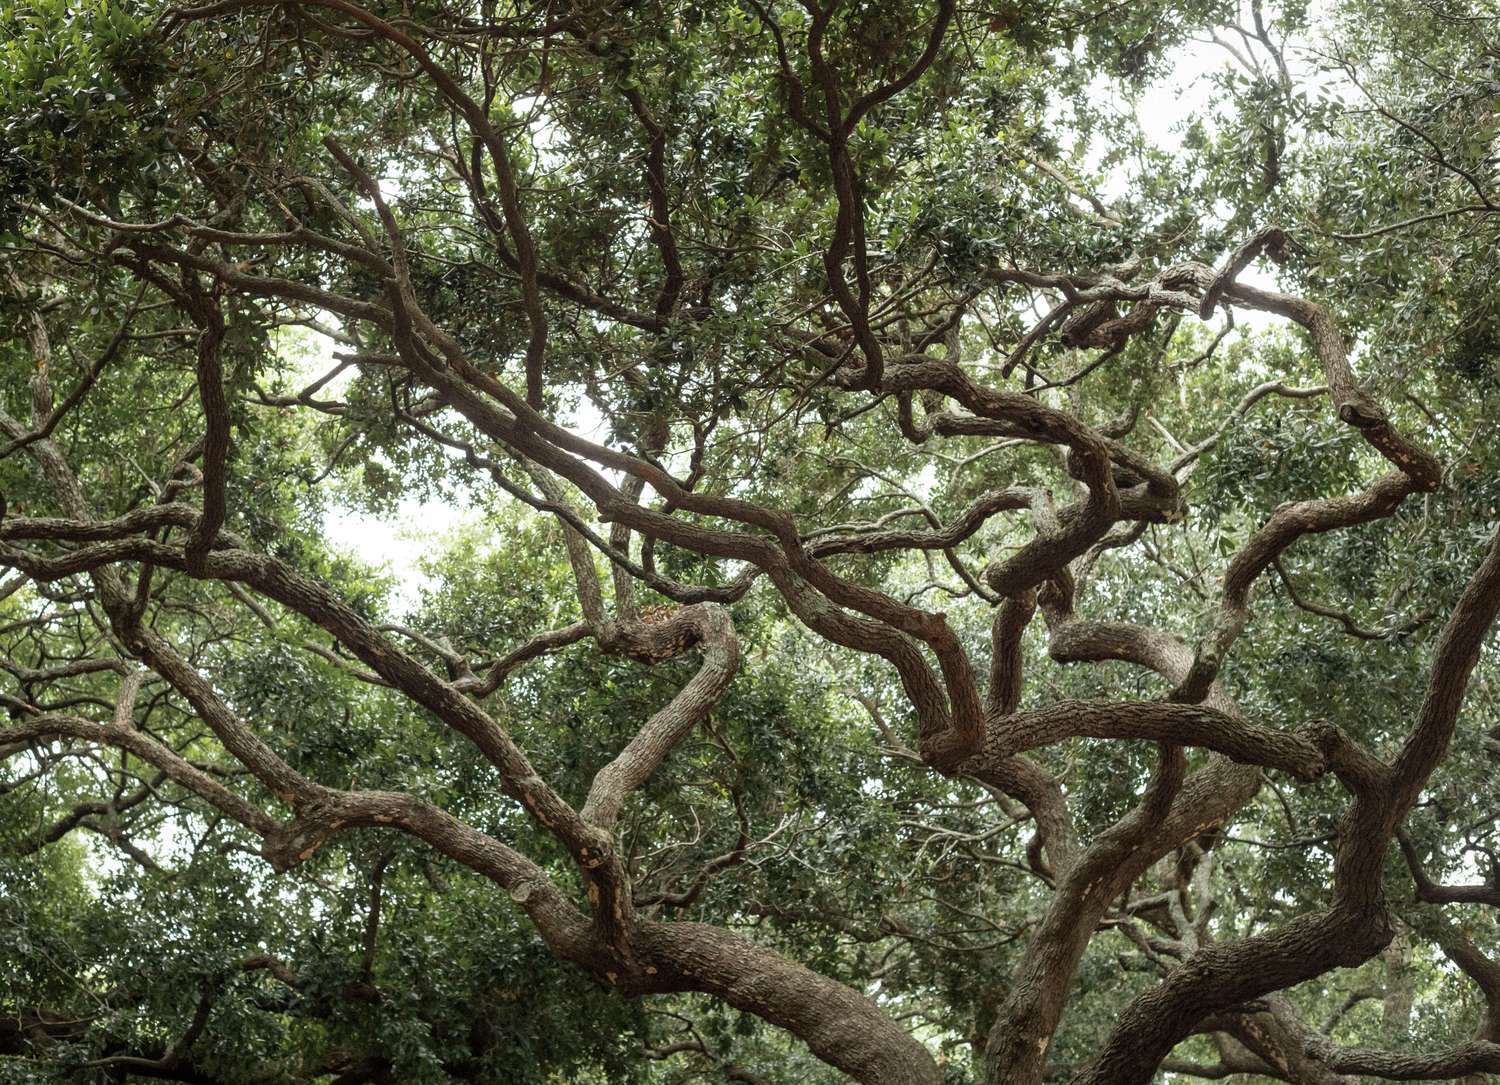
(2, 1), (1499, 1083)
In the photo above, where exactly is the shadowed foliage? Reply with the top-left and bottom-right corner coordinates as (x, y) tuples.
(3, 1), (1500, 1082)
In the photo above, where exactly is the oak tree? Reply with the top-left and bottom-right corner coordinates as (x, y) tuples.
(3, 1), (1500, 1082)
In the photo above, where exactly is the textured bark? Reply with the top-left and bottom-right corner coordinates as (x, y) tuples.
(972, 699), (1331, 780)
(636, 923), (942, 1085)
(1071, 524), (1500, 1085)
(1, 7), (1494, 1077)
(983, 755), (1260, 1085)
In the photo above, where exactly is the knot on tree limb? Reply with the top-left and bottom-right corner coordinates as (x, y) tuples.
(1264, 230), (1290, 263)
(261, 799), (348, 872)
(1331, 904), (1397, 966)
(1302, 719), (1390, 795)
(262, 823), (330, 873)
(1335, 398), (1387, 429)
(922, 728), (978, 775)
(575, 825), (616, 871)
(1158, 261), (1213, 291)
(1059, 300), (1122, 348)
(598, 602), (732, 665)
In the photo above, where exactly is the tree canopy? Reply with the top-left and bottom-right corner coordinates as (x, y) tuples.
(2, 1), (1500, 1083)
